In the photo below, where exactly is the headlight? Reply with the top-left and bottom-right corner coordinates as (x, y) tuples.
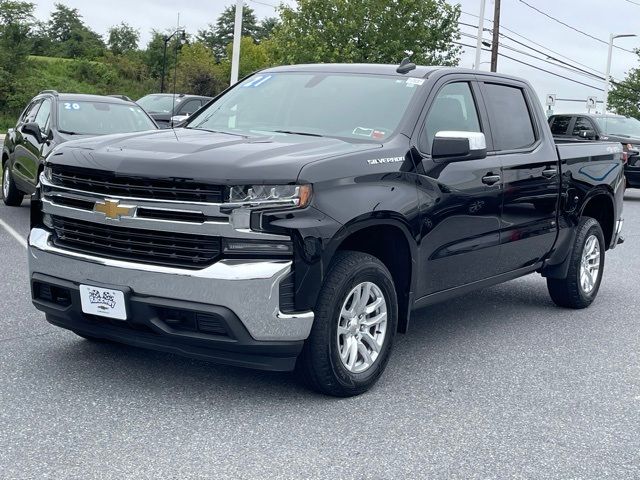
(43, 165), (53, 182)
(228, 184), (312, 209)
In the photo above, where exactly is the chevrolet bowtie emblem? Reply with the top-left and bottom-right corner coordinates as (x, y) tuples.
(94, 199), (135, 220)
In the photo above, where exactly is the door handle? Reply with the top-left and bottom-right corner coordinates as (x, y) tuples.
(481, 174), (501, 186)
(542, 168), (558, 178)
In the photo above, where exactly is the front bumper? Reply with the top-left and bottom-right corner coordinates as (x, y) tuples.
(28, 228), (314, 370)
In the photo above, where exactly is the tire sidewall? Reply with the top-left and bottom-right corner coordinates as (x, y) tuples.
(575, 220), (605, 302)
(325, 263), (398, 389)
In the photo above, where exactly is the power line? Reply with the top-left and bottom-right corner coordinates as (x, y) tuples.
(460, 12), (607, 77)
(622, 0), (640, 6)
(515, 0), (635, 54)
(459, 31), (606, 81)
(454, 41), (605, 91)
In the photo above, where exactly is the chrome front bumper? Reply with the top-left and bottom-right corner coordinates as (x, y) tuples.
(28, 228), (314, 341)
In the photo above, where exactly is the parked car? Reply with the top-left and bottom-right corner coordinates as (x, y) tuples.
(2, 91), (158, 207)
(136, 93), (212, 128)
(549, 113), (640, 187)
(29, 65), (624, 396)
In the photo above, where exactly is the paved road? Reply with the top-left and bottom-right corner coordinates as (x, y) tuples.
(0, 192), (639, 479)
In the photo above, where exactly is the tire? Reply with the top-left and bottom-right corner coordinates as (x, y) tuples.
(297, 251), (398, 397)
(2, 162), (24, 207)
(547, 217), (605, 309)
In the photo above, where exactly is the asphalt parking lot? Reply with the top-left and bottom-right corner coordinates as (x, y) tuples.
(0, 180), (639, 478)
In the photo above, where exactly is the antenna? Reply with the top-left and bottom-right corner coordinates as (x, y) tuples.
(396, 50), (416, 74)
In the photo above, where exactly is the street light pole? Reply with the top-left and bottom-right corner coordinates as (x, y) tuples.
(474, 0), (486, 70)
(160, 29), (186, 93)
(603, 33), (637, 113)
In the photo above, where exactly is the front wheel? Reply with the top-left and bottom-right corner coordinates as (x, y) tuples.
(2, 163), (24, 207)
(297, 251), (398, 397)
(547, 217), (605, 309)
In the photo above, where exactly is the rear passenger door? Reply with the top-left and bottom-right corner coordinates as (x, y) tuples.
(479, 81), (560, 274)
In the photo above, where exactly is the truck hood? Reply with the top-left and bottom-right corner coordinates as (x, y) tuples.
(48, 128), (381, 184)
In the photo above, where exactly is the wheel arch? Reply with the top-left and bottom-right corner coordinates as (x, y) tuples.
(580, 188), (615, 249)
(326, 216), (417, 334)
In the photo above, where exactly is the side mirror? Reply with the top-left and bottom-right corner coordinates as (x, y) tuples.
(170, 115), (189, 128)
(22, 122), (43, 143)
(432, 131), (487, 162)
(578, 130), (597, 140)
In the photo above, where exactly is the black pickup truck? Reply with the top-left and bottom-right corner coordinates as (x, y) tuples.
(28, 64), (624, 396)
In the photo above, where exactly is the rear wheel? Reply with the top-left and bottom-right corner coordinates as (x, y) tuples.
(297, 251), (397, 397)
(2, 163), (24, 207)
(547, 217), (605, 309)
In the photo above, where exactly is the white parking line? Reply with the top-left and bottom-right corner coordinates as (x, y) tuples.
(0, 218), (27, 249)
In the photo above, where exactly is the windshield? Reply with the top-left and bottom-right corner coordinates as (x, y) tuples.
(594, 116), (640, 138)
(187, 72), (422, 141)
(57, 101), (156, 135)
(137, 94), (181, 114)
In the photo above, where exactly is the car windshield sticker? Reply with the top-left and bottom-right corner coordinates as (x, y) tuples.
(353, 127), (374, 137)
(372, 130), (386, 139)
(63, 102), (80, 110)
(405, 78), (425, 88)
(242, 75), (273, 88)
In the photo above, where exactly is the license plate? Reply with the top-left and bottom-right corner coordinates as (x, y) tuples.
(79, 284), (127, 320)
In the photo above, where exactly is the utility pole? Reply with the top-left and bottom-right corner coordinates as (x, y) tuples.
(603, 33), (637, 113)
(474, 0), (487, 70)
(230, 0), (243, 85)
(490, 0), (501, 72)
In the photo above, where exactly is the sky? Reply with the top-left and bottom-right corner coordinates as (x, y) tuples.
(31, 0), (640, 114)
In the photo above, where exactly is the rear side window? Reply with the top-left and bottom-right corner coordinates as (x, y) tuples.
(34, 98), (52, 131)
(550, 116), (571, 135)
(483, 83), (536, 151)
(572, 117), (594, 136)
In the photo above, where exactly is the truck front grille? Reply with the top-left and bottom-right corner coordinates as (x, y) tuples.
(50, 165), (224, 203)
(51, 216), (221, 269)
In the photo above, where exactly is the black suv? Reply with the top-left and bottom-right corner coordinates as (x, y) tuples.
(2, 91), (158, 207)
(136, 94), (212, 128)
(549, 113), (640, 187)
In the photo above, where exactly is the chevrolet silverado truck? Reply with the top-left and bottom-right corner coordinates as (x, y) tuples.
(28, 64), (624, 396)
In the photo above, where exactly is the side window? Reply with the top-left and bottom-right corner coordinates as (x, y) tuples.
(34, 98), (52, 132)
(21, 100), (41, 123)
(572, 117), (594, 136)
(423, 82), (482, 150)
(550, 116), (571, 135)
(482, 83), (536, 151)
(180, 100), (201, 115)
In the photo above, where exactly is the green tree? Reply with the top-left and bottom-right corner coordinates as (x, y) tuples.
(197, 4), (260, 61)
(257, 17), (279, 41)
(609, 52), (640, 119)
(175, 42), (226, 96)
(46, 3), (105, 58)
(108, 22), (140, 55)
(271, 0), (461, 66)
(219, 36), (273, 81)
(0, 0), (35, 73)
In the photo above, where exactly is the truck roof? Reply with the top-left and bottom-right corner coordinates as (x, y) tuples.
(262, 63), (531, 83)
(35, 92), (135, 104)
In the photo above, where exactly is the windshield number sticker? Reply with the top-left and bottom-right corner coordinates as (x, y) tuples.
(242, 75), (273, 88)
(405, 78), (425, 87)
(63, 102), (80, 110)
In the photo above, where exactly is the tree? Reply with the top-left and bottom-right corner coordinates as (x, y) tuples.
(46, 3), (105, 58)
(270, 0), (461, 66)
(175, 42), (226, 96)
(0, 1), (35, 73)
(219, 36), (273, 81)
(257, 17), (279, 41)
(609, 52), (640, 120)
(197, 4), (260, 61)
(108, 22), (140, 55)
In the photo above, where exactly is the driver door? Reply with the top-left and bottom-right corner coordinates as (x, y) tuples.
(413, 79), (503, 296)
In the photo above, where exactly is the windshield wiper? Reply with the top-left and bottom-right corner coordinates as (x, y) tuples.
(58, 129), (80, 135)
(271, 129), (323, 137)
(609, 133), (632, 138)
